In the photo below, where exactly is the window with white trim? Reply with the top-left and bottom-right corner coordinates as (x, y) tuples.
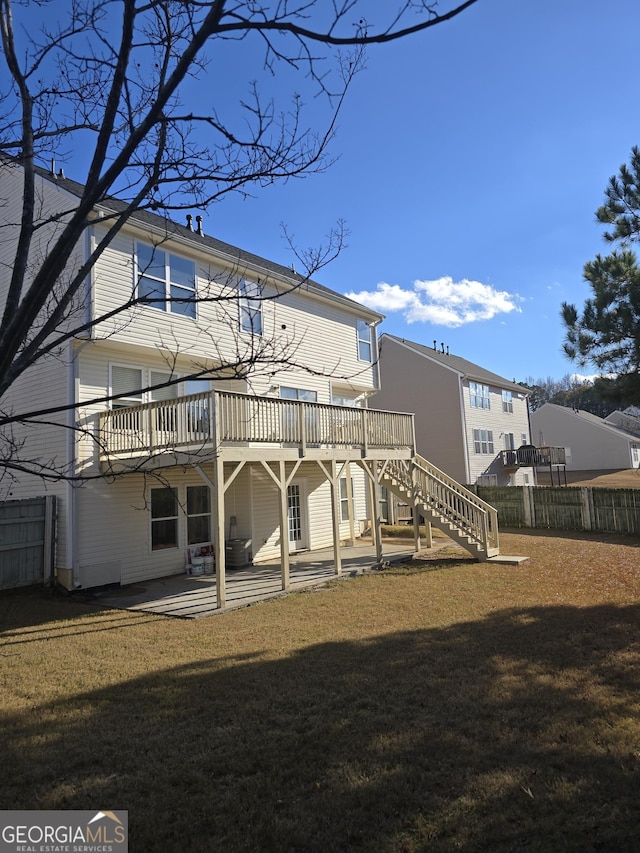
(340, 476), (354, 522)
(151, 487), (179, 550)
(280, 387), (317, 403)
(473, 429), (494, 454)
(110, 365), (178, 408)
(502, 390), (513, 413)
(470, 382), (490, 409)
(504, 433), (515, 451)
(137, 242), (197, 318)
(111, 365), (143, 409)
(239, 278), (263, 335)
(477, 473), (497, 486)
(357, 320), (372, 362)
(187, 485), (211, 546)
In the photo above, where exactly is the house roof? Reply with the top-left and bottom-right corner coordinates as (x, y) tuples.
(380, 333), (528, 395)
(32, 163), (383, 323)
(535, 403), (640, 442)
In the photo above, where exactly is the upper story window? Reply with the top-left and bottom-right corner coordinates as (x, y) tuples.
(239, 278), (263, 335)
(137, 242), (196, 319)
(357, 320), (373, 362)
(470, 382), (490, 409)
(502, 390), (514, 413)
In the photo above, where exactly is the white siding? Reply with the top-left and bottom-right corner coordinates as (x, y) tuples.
(90, 224), (378, 399)
(76, 462), (251, 587)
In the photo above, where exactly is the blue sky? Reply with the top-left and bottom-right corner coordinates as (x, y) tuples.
(206, 0), (640, 384)
(17, 0), (640, 384)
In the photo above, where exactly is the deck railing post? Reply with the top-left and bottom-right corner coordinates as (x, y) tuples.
(298, 403), (307, 456)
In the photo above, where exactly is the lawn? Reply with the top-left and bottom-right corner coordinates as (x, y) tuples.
(2, 530), (640, 852)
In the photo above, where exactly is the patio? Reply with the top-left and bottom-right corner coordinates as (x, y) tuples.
(89, 540), (421, 618)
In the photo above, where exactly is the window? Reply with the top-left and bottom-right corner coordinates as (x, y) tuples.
(280, 387), (318, 402)
(137, 242), (196, 318)
(502, 390), (513, 413)
(110, 365), (178, 408)
(151, 487), (179, 550)
(357, 320), (372, 362)
(111, 365), (143, 409)
(473, 429), (494, 454)
(477, 474), (497, 486)
(187, 485), (211, 546)
(470, 382), (490, 409)
(281, 386), (318, 439)
(239, 278), (263, 335)
(340, 476), (354, 522)
(521, 433), (528, 445)
(504, 433), (515, 451)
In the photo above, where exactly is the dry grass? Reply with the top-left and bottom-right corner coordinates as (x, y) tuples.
(2, 530), (640, 851)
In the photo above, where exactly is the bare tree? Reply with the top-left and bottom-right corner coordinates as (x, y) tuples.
(0, 0), (479, 482)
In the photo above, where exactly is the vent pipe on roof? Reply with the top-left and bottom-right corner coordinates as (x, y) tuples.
(186, 214), (193, 231)
(196, 215), (204, 236)
(433, 340), (437, 351)
(446, 346), (450, 356)
(441, 342), (445, 353)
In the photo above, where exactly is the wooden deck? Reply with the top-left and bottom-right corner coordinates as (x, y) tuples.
(99, 389), (416, 470)
(89, 540), (418, 618)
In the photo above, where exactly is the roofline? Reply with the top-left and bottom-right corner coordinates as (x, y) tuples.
(24, 157), (384, 324)
(380, 332), (528, 395)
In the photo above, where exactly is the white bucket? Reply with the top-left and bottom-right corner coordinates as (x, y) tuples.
(203, 556), (214, 575)
(191, 558), (204, 576)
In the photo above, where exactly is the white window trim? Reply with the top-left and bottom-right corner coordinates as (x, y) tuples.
(470, 382), (491, 409)
(238, 277), (263, 336)
(109, 363), (180, 409)
(150, 486), (180, 552)
(136, 241), (197, 319)
(357, 319), (373, 363)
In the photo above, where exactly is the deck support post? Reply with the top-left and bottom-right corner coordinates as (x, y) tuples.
(345, 461), (356, 546)
(278, 460), (290, 591)
(362, 460), (383, 565)
(196, 460), (226, 609)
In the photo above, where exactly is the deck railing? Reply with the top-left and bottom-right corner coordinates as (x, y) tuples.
(498, 446), (567, 468)
(382, 453), (499, 554)
(99, 389), (415, 459)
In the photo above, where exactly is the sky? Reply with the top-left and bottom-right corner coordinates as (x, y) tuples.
(16, 0), (640, 385)
(204, 0), (640, 385)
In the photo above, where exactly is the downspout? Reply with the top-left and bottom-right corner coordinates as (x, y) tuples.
(69, 225), (95, 588)
(459, 376), (471, 485)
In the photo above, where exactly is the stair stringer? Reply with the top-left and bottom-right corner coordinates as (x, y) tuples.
(378, 455), (500, 560)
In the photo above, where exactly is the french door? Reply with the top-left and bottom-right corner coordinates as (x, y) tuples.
(287, 483), (306, 551)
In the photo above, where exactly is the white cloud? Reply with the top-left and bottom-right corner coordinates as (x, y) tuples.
(346, 276), (522, 328)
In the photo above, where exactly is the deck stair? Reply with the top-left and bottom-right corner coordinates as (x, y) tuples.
(379, 453), (500, 560)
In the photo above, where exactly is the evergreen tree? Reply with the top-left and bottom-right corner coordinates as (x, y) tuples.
(562, 147), (640, 403)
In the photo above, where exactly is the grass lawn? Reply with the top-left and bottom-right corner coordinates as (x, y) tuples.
(2, 529), (640, 851)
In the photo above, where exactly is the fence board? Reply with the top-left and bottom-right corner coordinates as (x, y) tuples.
(474, 485), (640, 536)
(0, 496), (56, 589)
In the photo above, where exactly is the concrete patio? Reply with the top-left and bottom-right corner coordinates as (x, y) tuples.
(90, 539), (421, 618)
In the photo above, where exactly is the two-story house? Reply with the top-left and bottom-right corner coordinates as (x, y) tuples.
(0, 163), (500, 604)
(373, 334), (534, 487)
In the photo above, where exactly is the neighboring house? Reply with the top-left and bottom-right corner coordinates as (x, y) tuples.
(374, 334), (534, 487)
(0, 163), (501, 600)
(531, 403), (640, 472)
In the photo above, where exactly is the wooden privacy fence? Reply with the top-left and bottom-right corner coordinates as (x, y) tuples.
(0, 496), (57, 590)
(473, 486), (640, 535)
